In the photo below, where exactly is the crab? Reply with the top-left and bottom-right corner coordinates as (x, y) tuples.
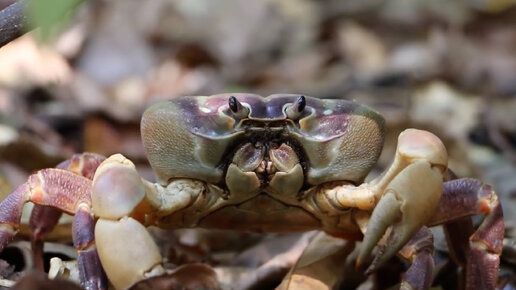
(0, 94), (504, 290)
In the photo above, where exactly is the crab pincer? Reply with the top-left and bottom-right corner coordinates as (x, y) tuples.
(356, 129), (448, 273)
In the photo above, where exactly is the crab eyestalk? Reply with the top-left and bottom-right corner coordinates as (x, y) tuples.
(228, 96), (250, 119)
(285, 95), (306, 119)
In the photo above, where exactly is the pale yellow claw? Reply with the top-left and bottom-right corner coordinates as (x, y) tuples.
(356, 192), (401, 267)
(397, 129), (448, 168)
(92, 155), (145, 220)
(354, 129), (447, 271)
(95, 217), (164, 290)
(365, 161), (443, 270)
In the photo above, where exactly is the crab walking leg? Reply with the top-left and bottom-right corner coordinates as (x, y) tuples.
(30, 201), (64, 271)
(0, 166), (108, 289)
(397, 227), (435, 290)
(428, 178), (504, 290)
(31, 153), (105, 238)
(440, 217), (473, 289)
(0, 168), (93, 249)
(74, 204), (108, 290)
(29, 153), (105, 270)
(438, 170), (474, 287)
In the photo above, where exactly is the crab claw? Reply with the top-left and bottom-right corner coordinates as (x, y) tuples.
(356, 192), (401, 270)
(357, 129), (447, 272)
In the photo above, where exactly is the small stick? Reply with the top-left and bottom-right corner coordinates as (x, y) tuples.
(0, 0), (28, 48)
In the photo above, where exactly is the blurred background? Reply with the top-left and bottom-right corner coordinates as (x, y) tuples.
(0, 0), (515, 289)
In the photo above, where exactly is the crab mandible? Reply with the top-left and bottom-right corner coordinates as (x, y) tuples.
(0, 94), (504, 290)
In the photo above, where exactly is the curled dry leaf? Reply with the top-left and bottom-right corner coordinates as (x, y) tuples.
(128, 263), (220, 290)
(277, 232), (357, 290)
(231, 233), (308, 268)
(230, 232), (316, 290)
(12, 270), (82, 290)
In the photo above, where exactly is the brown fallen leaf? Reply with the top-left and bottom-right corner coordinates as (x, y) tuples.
(12, 270), (82, 290)
(231, 233), (307, 268)
(128, 263), (220, 290)
(277, 232), (357, 290)
(230, 231), (317, 290)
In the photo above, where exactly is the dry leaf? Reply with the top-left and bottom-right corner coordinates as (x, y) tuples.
(277, 232), (356, 290)
(129, 263), (220, 290)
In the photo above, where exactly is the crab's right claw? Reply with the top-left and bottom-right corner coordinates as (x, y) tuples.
(356, 129), (448, 273)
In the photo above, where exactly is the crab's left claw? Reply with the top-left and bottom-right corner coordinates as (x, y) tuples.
(356, 129), (448, 273)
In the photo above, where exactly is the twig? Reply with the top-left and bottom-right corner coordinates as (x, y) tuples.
(0, 0), (28, 48)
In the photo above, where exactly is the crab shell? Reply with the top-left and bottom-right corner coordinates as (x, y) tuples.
(141, 94), (385, 187)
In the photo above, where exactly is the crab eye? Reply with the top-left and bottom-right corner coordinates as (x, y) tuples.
(228, 96), (250, 119)
(285, 95), (306, 119)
